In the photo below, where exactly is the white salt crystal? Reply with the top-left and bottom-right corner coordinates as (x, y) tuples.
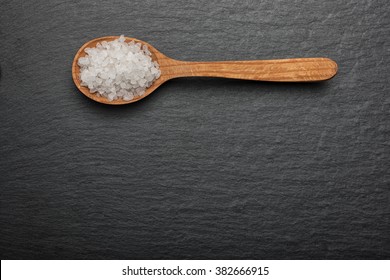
(78, 35), (161, 101)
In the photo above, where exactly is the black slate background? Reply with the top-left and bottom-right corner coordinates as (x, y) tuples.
(0, 0), (389, 259)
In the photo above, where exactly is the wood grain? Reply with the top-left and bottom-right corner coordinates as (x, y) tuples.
(162, 58), (337, 81)
(72, 36), (338, 105)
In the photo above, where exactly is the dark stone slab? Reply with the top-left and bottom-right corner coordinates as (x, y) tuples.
(0, 0), (389, 259)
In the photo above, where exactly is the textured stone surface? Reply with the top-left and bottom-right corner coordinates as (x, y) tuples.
(0, 0), (389, 259)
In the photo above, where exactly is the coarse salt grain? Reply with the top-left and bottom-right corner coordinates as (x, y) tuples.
(78, 35), (161, 101)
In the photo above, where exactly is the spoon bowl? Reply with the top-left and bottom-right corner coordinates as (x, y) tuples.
(72, 36), (169, 104)
(72, 36), (338, 105)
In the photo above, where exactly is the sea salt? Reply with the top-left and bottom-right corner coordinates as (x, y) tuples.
(78, 35), (161, 101)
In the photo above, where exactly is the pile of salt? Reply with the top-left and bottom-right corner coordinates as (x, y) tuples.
(78, 35), (161, 101)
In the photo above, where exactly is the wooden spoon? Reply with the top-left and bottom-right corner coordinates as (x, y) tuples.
(72, 36), (338, 105)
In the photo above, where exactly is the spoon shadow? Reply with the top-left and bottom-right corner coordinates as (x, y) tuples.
(75, 77), (334, 116)
(173, 77), (332, 93)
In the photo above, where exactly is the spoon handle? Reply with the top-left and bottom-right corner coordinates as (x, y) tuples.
(164, 58), (337, 82)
